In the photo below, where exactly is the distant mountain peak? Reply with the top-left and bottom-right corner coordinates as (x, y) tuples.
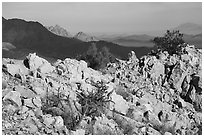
(74, 31), (99, 42)
(46, 25), (72, 38)
(178, 22), (201, 27)
(172, 22), (202, 35)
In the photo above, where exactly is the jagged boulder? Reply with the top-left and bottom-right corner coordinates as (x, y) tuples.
(23, 53), (55, 74)
(128, 51), (139, 64)
(93, 115), (122, 135)
(3, 91), (22, 107)
(2, 44), (202, 135)
(2, 59), (29, 81)
(110, 91), (129, 115)
(14, 85), (36, 98)
(149, 60), (165, 84)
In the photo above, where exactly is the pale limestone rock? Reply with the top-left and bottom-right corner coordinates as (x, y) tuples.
(71, 129), (86, 135)
(20, 106), (29, 114)
(33, 87), (47, 98)
(54, 116), (64, 130)
(43, 114), (55, 127)
(164, 132), (172, 135)
(24, 98), (35, 108)
(3, 91), (22, 107)
(32, 96), (42, 108)
(150, 61), (165, 81)
(24, 53), (54, 74)
(15, 86), (36, 98)
(110, 91), (129, 115)
(93, 115), (122, 135)
(6, 64), (28, 76)
(147, 127), (161, 135)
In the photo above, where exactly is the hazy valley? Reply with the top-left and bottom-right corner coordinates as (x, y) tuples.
(2, 17), (202, 62)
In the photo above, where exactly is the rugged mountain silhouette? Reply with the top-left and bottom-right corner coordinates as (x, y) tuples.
(74, 32), (99, 42)
(46, 25), (72, 38)
(172, 23), (202, 35)
(2, 17), (153, 60)
(98, 22), (202, 48)
(2, 17), (85, 59)
(101, 32), (202, 49)
(103, 34), (154, 47)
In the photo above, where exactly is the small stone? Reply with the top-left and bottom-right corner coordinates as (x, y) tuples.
(144, 104), (153, 112)
(32, 96), (42, 108)
(45, 127), (53, 134)
(4, 104), (17, 114)
(2, 80), (7, 89)
(163, 94), (170, 103)
(15, 86), (36, 98)
(140, 127), (146, 133)
(33, 87), (46, 98)
(38, 63), (55, 74)
(24, 98), (35, 108)
(71, 129), (85, 135)
(33, 108), (43, 117)
(147, 127), (161, 135)
(5, 64), (22, 76)
(110, 91), (129, 115)
(17, 130), (24, 135)
(4, 121), (12, 129)
(164, 132), (172, 135)
(3, 91), (22, 107)
(54, 116), (64, 130)
(2, 89), (11, 98)
(43, 115), (55, 127)
(13, 116), (17, 121)
(27, 123), (38, 134)
(169, 88), (175, 95)
(24, 53), (54, 74)
(126, 108), (143, 122)
(178, 97), (186, 108)
(27, 110), (35, 117)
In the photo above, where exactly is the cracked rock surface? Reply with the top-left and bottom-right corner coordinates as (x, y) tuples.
(2, 44), (202, 135)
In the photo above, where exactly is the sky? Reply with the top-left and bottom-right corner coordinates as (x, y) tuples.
(2, 2), (202, 35)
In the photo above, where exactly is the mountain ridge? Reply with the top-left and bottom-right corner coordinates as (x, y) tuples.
(2, 17), (153, 60)
(172, 22), (202, 35)
(74, 31), (99, 42)
(46, 24), (72, 38)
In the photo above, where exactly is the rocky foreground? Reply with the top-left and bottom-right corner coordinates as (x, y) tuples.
(2, 44), (202, 135)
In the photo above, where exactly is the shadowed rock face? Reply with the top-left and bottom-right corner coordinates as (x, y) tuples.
(2, 44), (202, 135)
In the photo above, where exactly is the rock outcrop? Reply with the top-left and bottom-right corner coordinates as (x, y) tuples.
(2, 44), (202, 135)
(74, 32), (99, 42)
(46, 25), (72, 38)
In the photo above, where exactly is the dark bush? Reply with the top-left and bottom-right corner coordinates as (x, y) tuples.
(153, 30), (185, 55)
(77, 43), (116, 70)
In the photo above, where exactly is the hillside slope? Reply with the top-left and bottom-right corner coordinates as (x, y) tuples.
(2, 44), (202, 135)
(2, 17), (153, 60)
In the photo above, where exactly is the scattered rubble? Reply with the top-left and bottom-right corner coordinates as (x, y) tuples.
(2, 44), (202, 135)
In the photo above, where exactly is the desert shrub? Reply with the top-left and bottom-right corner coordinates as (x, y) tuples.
(77, 43), (116, 70)
(76, 81), (113, 118)
(41, 81), (113, 131)
(73, 81), (114, 130)
(153, 30), (185, 55)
